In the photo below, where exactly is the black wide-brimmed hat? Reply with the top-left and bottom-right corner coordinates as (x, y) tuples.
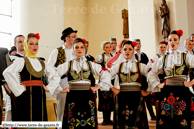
(9, 46), (17, 55)
(61, 27), (77, 40)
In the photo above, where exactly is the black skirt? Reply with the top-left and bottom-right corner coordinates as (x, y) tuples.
(157, 85), (191, 129)
(98, 79), (114, 112)
(113, 91), (149, 129)
(12, 86), (48, 121)
(62, 90), (98, 129)
(98, 90), (113, 112)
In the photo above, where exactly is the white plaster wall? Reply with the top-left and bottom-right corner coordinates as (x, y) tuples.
(12, 0), (64, 61)
(128, 0), (157, 59)
(64, 0), (87, 39)
(174, 0), (189, 41)
(87, 0), (128, 58)
(12, 0), (64, 100)
(187, 0), (194, 37)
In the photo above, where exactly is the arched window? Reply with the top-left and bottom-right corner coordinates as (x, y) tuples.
(0, 0), (12, 49)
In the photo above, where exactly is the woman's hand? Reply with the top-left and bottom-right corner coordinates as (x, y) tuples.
(90, 85), (101, 93)
(156, 70), (163, 75)
(157, 83), (165, 89)
(184, 81), (194, 87)
(61, 87), (70, 93)
(43, 84), (49, 92)
(23, 85), (26, 92)
(110, 87), (120, 96)
(141, 90), (150, 96)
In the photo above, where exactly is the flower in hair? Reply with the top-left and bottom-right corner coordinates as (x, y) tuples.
(82, 39), (87, 44)
(165, 41), (168, 45)
(176, 29), (183, 36)
(35, 33), (40, 40)
(132, 41), (137, 47)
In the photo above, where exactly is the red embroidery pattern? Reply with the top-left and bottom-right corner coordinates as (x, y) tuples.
(158, 119), (163, 125)
(160, 93), (186, 118)
(180, 119), (188, 126)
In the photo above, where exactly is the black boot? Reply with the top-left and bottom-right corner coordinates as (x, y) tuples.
(101, 111), (108, 125)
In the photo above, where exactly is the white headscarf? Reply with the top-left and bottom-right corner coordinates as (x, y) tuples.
(176, 37), (185, 52)
(72, 41), (87, 74)
(168, 31), (185, 53)
(121, 41), (137, 63)
(158, 42), (168, 56)
(183, 39), (193, 54)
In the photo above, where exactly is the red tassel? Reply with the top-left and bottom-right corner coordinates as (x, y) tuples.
(107, 50), (121, 68)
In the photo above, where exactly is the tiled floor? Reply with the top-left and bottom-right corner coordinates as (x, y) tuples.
(98, 119), (156, 129)
(98, 119), (113, 129)
(97, 107), (156, 129)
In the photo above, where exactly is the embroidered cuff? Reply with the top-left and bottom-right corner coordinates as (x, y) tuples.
(147, 85), (152, 92)
(151, 81), (160, 88)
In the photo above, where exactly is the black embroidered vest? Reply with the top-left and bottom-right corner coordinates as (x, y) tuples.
(163, 53), (189, 79)
(67, 60), (94, 85)
(20, 57), (45, 81)
(118, 62), (142, 85)
(98, 53), (112, 68)
(55, 46), (66, 67)
(98, 54), (106, 68)
(156, 54), (161, 58)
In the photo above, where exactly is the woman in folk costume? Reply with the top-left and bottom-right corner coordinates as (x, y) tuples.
(183, 39), (194, 55)
(57, 38), (112, 129)
(183, 39), (194, 120)
(95, 41), (114, 125)
(148, 30), (194, 129)
(110, 40), (150, 129)
(3, 33), (62, 121)
(146, 41), (168, 120)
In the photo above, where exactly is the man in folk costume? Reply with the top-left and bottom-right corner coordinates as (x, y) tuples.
(110, 38), (117, 56)
(190, 34), (194, 43)
(48, 27), (77, 125)
(83, 39), (96, 87)
(190, 34), (194, 53)
(84, 39), (95, 62)
(4, 35), (25, 122)
(134, 39), (157, 120)
(10, 35), (25, 61)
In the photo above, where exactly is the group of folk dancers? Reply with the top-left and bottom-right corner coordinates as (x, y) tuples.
(2, 27), (194, 129)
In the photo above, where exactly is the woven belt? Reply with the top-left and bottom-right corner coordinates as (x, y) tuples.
(69, 84), (91, 90)
(120, 85), (141, 91)
(165, 78), (185, 86)
(22, 80), (43, 86)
